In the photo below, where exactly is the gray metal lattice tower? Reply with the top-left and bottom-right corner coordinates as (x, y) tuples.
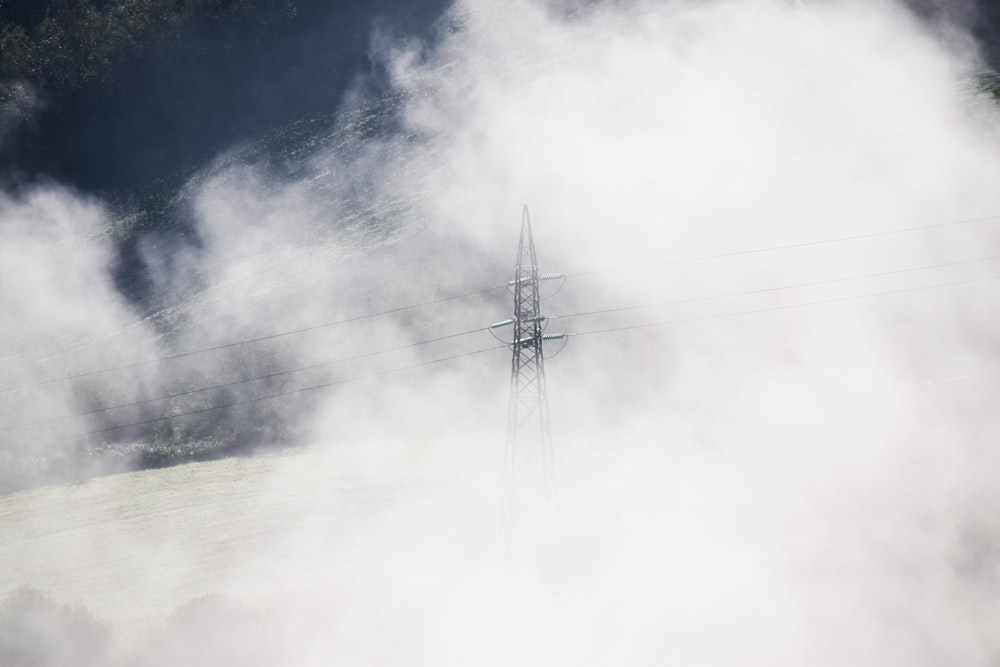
(492, 206), (564, 557)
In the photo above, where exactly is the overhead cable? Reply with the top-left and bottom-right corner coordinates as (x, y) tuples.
(553, 253), (1000, 321)
(1, 326), (488, 432)
(0, 284), (505, 395)
(569, 213), (1000, 278)
(36, 345), (508, 445)
(568, 273), (1000, 337)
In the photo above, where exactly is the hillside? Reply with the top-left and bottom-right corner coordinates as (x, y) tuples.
(0, 437), (510, 665)
(5, 2), (1000, 663)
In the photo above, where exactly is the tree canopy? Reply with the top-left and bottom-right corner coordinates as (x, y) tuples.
(0, 0), (295, 99)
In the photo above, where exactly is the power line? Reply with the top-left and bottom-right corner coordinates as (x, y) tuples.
(0, 284), (505, 396)
(568, 213), (1000, 279)
(13, 263), (1000, 448)
(1, 326), (488, 433)
(568, 273), (1000, 338)
(35, 344), (508, 446)
(10, 252), (997, 433)
(6, 211), (1000, 398)
(552, 253), (1000, 322)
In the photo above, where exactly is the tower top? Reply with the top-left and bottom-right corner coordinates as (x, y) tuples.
(515, 205), (537, 277)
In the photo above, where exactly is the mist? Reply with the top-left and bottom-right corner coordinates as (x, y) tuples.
(4, 0), (1000, 664)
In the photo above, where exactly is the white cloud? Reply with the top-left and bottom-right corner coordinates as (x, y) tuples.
(6, 0), (1000, 663)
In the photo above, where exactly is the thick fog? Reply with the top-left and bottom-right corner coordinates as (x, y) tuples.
(4, 0), (1000, 664)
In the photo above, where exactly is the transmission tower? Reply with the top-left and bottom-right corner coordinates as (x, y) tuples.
(490, 206), (565, 559)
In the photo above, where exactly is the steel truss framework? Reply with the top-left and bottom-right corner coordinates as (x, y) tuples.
(500, 206), (561, 557)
